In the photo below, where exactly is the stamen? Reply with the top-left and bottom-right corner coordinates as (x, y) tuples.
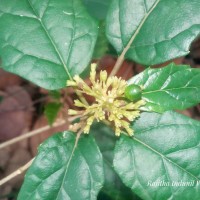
(67, 64), (145, 136)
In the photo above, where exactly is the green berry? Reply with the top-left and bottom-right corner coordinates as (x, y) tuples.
(125, 84), (142, 101)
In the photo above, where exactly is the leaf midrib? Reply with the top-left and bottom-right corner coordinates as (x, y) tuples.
(120, 0), (160, 57)
(143, 86), (200, 95)
(55, 141), (76, 200)
(27, 0), (72, 79)
(23, 143), (73, 200)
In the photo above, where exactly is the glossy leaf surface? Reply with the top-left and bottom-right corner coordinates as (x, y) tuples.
(0, 0), (98, 89)
(129, 63), (200, 112)
(18, 132), (104, 200)
(93, 22), (108, 59)
(106, 0), (200, 65)
(91, 123), (141, 200)
(82, 0), (111, 20)
(114, 111), (200, 200)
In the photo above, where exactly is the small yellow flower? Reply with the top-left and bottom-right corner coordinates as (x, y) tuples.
(67, 64), (145, 136)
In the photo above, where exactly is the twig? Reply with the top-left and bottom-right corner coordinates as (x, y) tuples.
(109, 1), (159, 77)
(74, 128), (83, 148)
(0, 158), (34, 186)
(109, 55), (125, 77)
(0, 119), (66, 150)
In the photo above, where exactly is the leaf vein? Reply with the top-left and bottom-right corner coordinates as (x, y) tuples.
(133, 137), (200, 180)
(27, 0), (72, 79)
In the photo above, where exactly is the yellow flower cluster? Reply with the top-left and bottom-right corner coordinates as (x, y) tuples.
(67, 64), (145, 136)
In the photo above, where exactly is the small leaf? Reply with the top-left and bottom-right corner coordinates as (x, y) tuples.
(129, 63), (200, 112)
(0, 0), (98, 90)
(82, 0), (112, 20)
(114, 111), (200, 200)
(106, 0), (200, 65)
(49, 90), (61, 100)
(44, 102), (61, 125)
(18, 132), (104, 200)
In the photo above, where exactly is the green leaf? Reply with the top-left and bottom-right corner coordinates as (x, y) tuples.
(44, 102), (61, 125)
(18, 132), (104, 200)
(106, 0), (200, 65)
(93, 22), (108, 59)
(49, 90), (61, 100)
(82, 0), (112, 20)
(128, 63), (200, 112)
(114, 111), (200, 200)
(91, 123), (141, 200)
(0, 0), (98, 90)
